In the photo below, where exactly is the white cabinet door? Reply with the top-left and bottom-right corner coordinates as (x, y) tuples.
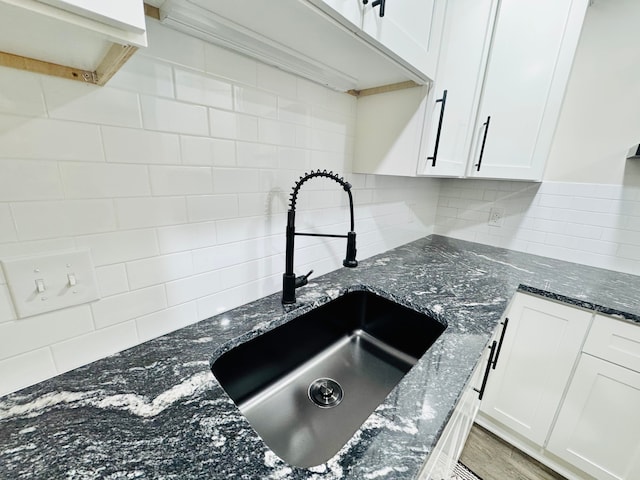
(361, 0), (446, 80)
(313, 0), (362, 29)
(547, 354), (640, 480)
(468, 0), (588, 180)
(419, 0), (498, 177)
(479, 293), (591, 446)
(36, 0), (145, 33)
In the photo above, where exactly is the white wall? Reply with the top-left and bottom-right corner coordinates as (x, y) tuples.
(0, 20), (440, 396)
(543, 0), (640, 184)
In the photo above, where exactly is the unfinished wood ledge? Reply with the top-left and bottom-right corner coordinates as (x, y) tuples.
(347, 80), (421, 97)
(0, 43), (138, 86)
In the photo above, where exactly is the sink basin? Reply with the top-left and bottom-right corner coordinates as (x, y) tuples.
(211, 290), (447, 467)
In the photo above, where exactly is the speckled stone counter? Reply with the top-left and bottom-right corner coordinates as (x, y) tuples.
(1, 235), (639, 480)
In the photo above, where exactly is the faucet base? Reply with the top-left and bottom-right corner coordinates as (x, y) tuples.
(282, 273), (297, 304)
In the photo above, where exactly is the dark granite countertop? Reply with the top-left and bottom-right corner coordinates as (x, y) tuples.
(1, 235), (638, 479)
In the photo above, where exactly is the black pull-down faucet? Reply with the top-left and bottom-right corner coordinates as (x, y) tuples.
(282, 170), (357, 304)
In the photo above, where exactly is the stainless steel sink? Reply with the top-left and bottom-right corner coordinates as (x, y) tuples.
(211, 290), (446, 467)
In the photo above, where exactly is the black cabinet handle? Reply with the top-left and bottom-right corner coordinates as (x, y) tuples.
(363, 0), (385, 17)
(474, 340), (497, 401)
(475, 115), (491, 172)
(427, 89), (448, 167)
(492, 317), (509, 369)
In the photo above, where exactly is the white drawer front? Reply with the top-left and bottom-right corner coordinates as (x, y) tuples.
(583, 314), (640, 373)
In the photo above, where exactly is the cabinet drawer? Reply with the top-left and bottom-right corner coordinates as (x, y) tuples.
(583, 314), (640, 372)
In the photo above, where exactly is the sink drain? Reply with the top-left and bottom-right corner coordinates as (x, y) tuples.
(308, 378), (343, 408)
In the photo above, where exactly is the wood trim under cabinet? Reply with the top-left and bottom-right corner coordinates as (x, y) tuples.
(95, 44), (138, 86)
(0, 50), (97, 83)
(347, 80), (421, 97)
(144, 3), (161, 20)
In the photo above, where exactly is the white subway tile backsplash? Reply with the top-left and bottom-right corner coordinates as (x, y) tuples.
(180, 136), (236, 166)
(165, 271), (220, 306)
(91, 285), (166, 329)
(236, 142), (278, 168)
(0, 285), (16, 323)
(278, 147), (310, 171)
(601, 228), (640, 245)
(60, 162), (150, 198)
(108, 55), (174, 98)
(196, 284), (247, 319)
(157, 222), (217, 254)
(0, 238), (75, 260)
(143, 20), (205, 70)
(238, 193), (276, 217)
(75, 229), (159, 266)
(278, 99), (312, 126)
(204, 43), (257, 86)
(12, 200), (116, 240)
(0, 348), (57, 397)
(42, 78), (141, 128)
(95, 264), (129, 298)
(0, 115), (104, 161)
(209, 109), (258, 141)
(437, 179), (640, 275)
(296, 77), (328, 103)
(234, 86), (277, 118)
(115, 197), (187, 229)
(51, 321), (139, 374)
(212, 168), (260, 194)
(215, 215), (283, 244)
(102, 126), (180, 165)
(175, 69), (233, 110)
(258, 119), (296, 147)
(257, 64), (297, 97)
(0, 204), (16, 243)
(140, 95), (208, 136)
(191, 236), (282, 274)
(149, 165), (213, 196)
(0, 160), (63, 201)
(136, 302), (199, 342)
(187, 194), (239, 222)
(126, 252), (194, 290)
(618, 244), (640, 261)
(0, 305), (94, 360)
(0, 66), (46, 117)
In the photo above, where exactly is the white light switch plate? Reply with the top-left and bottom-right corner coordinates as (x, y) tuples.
(1, 250), (100, 318)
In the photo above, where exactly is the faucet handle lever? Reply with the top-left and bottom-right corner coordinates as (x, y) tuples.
(295, 270), (313, 288)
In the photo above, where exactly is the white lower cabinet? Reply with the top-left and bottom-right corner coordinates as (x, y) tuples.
(547, 354), (640, 480)
(479, 293), (591, 446)
(479, 296), (640, 480)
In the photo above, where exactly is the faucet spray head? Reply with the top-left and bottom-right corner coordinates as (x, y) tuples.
(343, 231), (358, 268)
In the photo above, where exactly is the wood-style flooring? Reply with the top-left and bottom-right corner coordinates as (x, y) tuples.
(459, 424), (567, 480)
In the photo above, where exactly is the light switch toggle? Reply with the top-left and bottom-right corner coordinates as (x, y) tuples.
(67, 273), (77, 287)
(35, 278), (46, 293)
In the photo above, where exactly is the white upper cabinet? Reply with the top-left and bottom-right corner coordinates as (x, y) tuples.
(0, 0), (147, 85)
(314, 0), (363, 29)
(355, 0), (589, 180)
(467, 0), (588, 180)
(419, 0), (498, 177)
(160, 0), (443, 92)
(36, 0), (146, 33)
(361, 0), (446, 81)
